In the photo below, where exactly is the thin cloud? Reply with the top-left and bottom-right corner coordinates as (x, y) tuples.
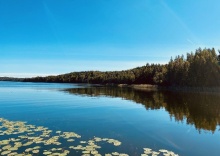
(160, 1), (201, 46)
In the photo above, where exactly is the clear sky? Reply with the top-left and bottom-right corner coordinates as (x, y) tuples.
(1, 0), (220, 77)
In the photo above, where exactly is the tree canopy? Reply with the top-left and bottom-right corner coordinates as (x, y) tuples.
(23, 48), (220, 88)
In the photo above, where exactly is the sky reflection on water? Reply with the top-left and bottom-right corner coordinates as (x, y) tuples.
(0, 82), (220, 156)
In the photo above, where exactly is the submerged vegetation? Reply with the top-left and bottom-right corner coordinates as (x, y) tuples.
(0, 118), (179, 156)
(23, 48), (220, 88)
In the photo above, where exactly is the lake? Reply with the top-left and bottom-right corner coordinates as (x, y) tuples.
(0, 81), (220, 156)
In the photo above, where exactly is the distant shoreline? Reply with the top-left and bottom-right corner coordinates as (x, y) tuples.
(1, 48), (220, 94)
(1, 48), (219, 94)
(111, 84), (220, 94)
(1, 80), (220, 94)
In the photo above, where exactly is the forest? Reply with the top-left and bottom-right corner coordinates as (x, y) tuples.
(0, 77), (24, 81)
(23, 48), (220, 88)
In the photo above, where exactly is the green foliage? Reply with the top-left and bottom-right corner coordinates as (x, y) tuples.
(0, 77), (24, 81)
(187, 48), (220, 87)
(23, 48), (220, 87)
(167, 55), (189, 86)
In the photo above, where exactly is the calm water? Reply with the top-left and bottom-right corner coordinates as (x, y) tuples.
(0, 81), (220, 156)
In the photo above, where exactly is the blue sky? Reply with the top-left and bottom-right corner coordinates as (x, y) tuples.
(1, 0), (220, 77)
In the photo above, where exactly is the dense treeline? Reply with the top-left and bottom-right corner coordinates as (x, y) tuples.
(24, 48), (220, 87)
(167, 48), (220, 87)
(0, 77), (24, 81)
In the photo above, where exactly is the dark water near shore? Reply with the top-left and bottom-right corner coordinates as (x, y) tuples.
(0, 81), (220, 156)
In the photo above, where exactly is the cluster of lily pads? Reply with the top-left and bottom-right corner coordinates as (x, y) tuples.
(141, 148), (179, 156)
(0, 118), (179, 156)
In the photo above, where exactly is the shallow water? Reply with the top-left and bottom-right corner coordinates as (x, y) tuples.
(0, 81), (220, 156)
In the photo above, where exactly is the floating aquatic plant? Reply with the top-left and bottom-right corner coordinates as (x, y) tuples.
(141, 148), (179, 156)
(0, 117), (179, 156)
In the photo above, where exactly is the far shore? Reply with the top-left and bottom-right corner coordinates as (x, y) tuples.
(109, 83), (220, 94)
(1, 79), (220, 94)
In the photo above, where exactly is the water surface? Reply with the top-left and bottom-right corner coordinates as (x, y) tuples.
(0, 81), (220, 156)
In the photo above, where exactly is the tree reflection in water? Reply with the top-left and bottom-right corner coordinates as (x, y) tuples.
(64, 87), (220, 133)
